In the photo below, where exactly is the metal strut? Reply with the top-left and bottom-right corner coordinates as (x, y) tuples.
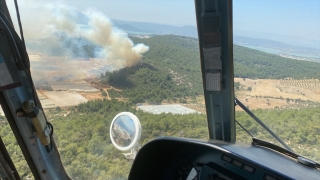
(235, 97), (293, 152)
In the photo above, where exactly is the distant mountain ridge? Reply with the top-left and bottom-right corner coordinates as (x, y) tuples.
(234, 36), (319, 57)
(112, 19), (198, 38)
(234, 30), (320, 50)
(112, 19), (319, 59)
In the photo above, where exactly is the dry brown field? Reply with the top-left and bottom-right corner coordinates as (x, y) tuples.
(78, 92), (105, 101)
(185, 78), (320, 113)
(43, 91), (88, 107)
(234, 78), (320, 110)
(35, 77), (320, 112)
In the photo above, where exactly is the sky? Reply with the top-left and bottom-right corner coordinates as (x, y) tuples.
(6, 0), (320, 45)
(64, 0), (320, 41)
(233, 0), (320, 41)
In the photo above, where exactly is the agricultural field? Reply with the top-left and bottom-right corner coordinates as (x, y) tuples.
(43, 91), (88, 107)
(182, 78), (320, 113)
(29, 53), (112, 108)
(35, 77), (320, 112)
(37, 91), (57, 109)
(234, 78), (320, 111)
(279, 79), (320, 90)
(49, 83), (99, 92)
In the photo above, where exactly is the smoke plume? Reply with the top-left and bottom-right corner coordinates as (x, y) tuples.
(8, 0), (149, 70)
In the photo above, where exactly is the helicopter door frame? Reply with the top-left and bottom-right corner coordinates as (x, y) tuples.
(194, 0), (235, 141)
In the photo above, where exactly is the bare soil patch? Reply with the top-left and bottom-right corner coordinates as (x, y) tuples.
(236, 78), (320, 110)
(43, 91), (88, 107)
(78, 92), (105, 101)
(234, 78), (258, 87)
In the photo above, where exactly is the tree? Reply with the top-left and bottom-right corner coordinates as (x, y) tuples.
(101, 90), (107, 96)
(286, 98), (290, 104)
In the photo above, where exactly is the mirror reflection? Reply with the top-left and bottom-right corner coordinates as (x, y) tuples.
(111, 115), (136, 148)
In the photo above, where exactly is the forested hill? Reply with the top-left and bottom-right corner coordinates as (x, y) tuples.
(234, 45), (320, 79)
(100, 35), (204, 104)
(130, 35), (320, 79)
(4, 99), (319, 179)
(100, 35), (320, 103)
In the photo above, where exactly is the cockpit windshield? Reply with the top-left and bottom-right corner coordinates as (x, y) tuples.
(0, 0), (319, 179)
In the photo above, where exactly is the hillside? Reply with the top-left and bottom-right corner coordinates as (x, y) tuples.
(99, 35), (320, 104)
(234, 45), (320, 79)
(100, 63), (199, 104)
(2, 99), (320, 179)
(131, 35), (320, 79)
(100, 35), (204, 104)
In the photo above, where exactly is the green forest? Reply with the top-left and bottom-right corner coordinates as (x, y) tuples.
(1, 99), (320, 179)
(130, 35), (320, 80)
(99, 35), (320, 104)
(100, 63), (200, 104)
(234, 45), (320, 79)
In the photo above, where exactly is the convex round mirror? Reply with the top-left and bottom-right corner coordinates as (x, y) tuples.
(110, 112), (141, 151)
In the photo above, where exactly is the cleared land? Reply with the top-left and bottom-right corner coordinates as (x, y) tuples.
(37, 91), (57, 109)
(43, 91), (88, 107)
(35, 77), (320, 112)
(49, 84), (99, 92)
(185, 78), (320, 112)
(234, 78), (320, 110)
(279, 79), (320, 90)
(78, 91), (106, 101)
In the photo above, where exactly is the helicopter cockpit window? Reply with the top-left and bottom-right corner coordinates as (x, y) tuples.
(5, 0), (208, 179)
(233, 0), (320, 163)
(2, 0), (319, 179)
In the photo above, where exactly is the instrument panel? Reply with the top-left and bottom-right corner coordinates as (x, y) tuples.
(128, 137), (320, 180)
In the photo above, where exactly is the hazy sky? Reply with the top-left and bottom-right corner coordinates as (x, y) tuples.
(65, 0), (320, 41)
(7, 0), (319, 42)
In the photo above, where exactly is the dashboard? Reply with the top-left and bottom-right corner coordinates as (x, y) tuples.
(128, 137), (320, 180)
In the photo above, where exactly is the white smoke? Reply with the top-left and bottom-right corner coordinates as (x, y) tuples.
(7, 0), (149, 69)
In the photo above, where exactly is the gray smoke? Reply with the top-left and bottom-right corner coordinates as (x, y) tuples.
(8, 0), (149, 70)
